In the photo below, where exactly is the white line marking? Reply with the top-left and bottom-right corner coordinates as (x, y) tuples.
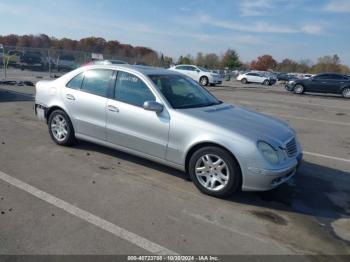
(303, 151), (350, 163)
(269, 113), (350, 127)
(0, 170), (178, 255)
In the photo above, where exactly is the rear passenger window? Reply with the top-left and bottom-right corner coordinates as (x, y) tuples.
(115, 71), (155, 107)
(66, 73), (83, 89)
(81, 69), (113, 97)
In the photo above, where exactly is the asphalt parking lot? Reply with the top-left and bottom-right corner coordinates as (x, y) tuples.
(0, 71), (349, 257)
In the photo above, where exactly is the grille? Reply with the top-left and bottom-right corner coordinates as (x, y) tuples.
(285, 138), (297, 157)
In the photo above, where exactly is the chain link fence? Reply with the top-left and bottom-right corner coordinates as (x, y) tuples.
(0, 45), (151, 82)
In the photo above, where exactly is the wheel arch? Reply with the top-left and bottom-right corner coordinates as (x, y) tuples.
(184, 141), (243, 181)
(46, 105), (70, 124)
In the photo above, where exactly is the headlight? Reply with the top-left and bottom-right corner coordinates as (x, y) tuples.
(257, 141), (280, 165)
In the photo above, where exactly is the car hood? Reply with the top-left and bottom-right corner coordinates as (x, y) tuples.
(180, 103), (294, 147)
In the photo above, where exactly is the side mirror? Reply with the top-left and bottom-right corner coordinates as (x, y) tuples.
(196, 69), (200, 73)
(143, 101), (163, 113)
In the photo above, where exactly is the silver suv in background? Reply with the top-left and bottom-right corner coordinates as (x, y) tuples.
(34, 65), (302, 198)
(169, 64), (222, 86)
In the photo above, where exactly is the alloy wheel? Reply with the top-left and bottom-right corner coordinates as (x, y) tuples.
(195, 154), (229, 191)
(51, 114), (68, 142)
(294, 85), (304, 94)
(343, 88), (350, 98)
(200, 77), (208, 86)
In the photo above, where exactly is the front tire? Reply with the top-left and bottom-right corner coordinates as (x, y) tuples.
(199, 76), (209, 86)
(294, 84), (304, 94)
(241, 78), (247, 84)
(189, 146), (241, 198)
(342, 87), (350, 99)
(48, 110), (76, 146)
(263, 80), (270, 86)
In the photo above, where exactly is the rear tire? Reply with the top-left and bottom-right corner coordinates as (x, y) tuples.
(294, 84), (304, 94)
(48, 110), (76, 146)
(241, 78), (247, 84)
(342, 87), (350, 99)
(263, 80), (270, 86)
(189, 146), (241, 198)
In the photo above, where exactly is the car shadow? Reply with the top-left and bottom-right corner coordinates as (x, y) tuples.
(228, 161), (350, 221)
(74, 140), (350, 221)
(292, 92), (345, 100)
(0, 88), (34, 102)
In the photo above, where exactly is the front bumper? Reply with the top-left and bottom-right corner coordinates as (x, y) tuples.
(242, 153), (303, 191)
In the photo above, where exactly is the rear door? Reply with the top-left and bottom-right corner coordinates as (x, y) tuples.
(62, 69), (114, 140)
(106, 70), (170, 159)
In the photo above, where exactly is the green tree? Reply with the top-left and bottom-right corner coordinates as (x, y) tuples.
(177, 55), (193, 64)
(222, 49), (241, 69)
(310, 54), (345, 73)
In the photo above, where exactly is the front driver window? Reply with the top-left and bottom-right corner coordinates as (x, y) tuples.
(115, 71), (155, 107)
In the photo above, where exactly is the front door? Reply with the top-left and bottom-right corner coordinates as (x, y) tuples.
(307, 74), (330, 93)
(106, 71), (170, 159)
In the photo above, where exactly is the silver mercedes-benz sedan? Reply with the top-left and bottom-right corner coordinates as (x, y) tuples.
(34, 65), (302, 198)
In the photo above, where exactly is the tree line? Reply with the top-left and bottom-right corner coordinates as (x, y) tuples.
(0, 34), (162, 65)
(179, 52), (350, 74)
(1, 34), (349, 74)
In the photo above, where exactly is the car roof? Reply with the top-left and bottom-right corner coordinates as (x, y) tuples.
(84, 64), (180, 76)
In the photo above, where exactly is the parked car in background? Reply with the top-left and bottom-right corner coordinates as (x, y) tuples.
(302, 74), (313, 79)
(211, 69), (231, 81)
(237, 72), (276, 85)
(57, 55), (77, 72)
(93, 59), (128, 65)
(0, 44), (5, 65)
(276, 73), (290, 82)
(20, 51), (46, 70)
(34, 64), (302, 198)
(83, 59), (128, 67)
(7, 50), (23, 67)
(169, 64), (222, 86)
(285, 73), (350, 98)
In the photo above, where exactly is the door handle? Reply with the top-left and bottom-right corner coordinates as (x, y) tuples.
(66, 94), (75, 100)
(321, 82), (327, 84)
(107, 105), (119, 112)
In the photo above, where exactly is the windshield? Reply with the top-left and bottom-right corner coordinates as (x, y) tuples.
(149, 74), (222, 109)
(197, 66), (210, 72)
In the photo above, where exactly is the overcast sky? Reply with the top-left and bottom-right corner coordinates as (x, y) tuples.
(0, 0), (349, 64)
